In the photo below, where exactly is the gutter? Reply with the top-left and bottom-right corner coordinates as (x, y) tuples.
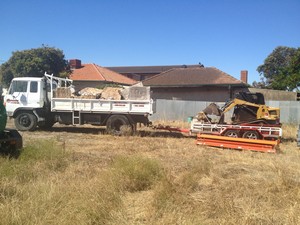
(143, 84), (247, 88)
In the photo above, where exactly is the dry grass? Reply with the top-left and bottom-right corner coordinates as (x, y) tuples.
(0, 123), (300, 224)
(282, 123), (298, 141)
(0, 140), (122, 225)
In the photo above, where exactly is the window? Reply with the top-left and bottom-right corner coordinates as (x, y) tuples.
(30, 81), (38, 93)
(9, 81), (28, 94)
(46, 81), (57, 92)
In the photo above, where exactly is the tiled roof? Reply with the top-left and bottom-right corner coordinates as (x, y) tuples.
(69, 64), (136, 85)
(142, 67), (246, 87)
(107, 64), (200, 74)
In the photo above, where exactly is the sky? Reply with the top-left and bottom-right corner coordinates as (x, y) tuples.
(1, 0), (299, 84)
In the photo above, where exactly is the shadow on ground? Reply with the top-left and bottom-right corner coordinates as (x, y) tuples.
(36, 125), (194, 138)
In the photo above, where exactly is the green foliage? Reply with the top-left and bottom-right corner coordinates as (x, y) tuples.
(255, 46), (300, 91)
(0, 46), (70, 87)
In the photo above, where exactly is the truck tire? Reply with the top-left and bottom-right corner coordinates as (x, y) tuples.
(14, 112), (37, 131)
(223, 130), (239, 138)
(242, 131), (259, 139)
(106, 115), (133, 135)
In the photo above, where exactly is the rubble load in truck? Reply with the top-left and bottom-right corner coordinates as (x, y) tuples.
(4, 73), (154, 135)
(55, 86), (124, 100)
(54, 82), (150, 101)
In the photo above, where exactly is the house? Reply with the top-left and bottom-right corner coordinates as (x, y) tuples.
(140, 66), (248, 102)
(69, 59), (136, 90)
(107, 64), (202, 81)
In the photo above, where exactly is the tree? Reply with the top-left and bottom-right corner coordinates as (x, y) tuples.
(255, 46), (300, 91)
(0, 46), (70, 87)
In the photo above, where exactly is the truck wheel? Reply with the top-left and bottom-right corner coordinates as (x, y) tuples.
(223, 130), (239, 138)
(106, 115), (132, 135)
(242, 131), (259, 139)
(15, 112), (37, 131)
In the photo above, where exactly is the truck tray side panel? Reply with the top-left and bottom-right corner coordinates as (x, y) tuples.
(51, 98), (153, 114)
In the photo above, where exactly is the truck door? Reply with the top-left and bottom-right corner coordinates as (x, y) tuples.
(27, 81), (42, 108)
(5, 80), (29, 115)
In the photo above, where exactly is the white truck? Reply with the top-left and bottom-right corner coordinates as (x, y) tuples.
(4, 73), (155, 134)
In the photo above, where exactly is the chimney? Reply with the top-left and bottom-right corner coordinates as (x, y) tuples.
(69, 59), (81, 69)
(240, 70), (248, 84)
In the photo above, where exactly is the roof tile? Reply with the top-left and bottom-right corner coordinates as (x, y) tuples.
(70, 63), (136, 85)
(142, 67), (245, 87)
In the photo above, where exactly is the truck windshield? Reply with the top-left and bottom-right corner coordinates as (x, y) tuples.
(9, 81), (28, 94)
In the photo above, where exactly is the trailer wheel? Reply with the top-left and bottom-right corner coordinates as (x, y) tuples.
(242, 131), (259, 139)
(15, 112), (37, 131)
(223, 130), (239, 138)
(106, 115), (132, 135)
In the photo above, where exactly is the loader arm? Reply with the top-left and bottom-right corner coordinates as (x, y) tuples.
(221, 98), (279, 123)
(222, 99), (260, 113)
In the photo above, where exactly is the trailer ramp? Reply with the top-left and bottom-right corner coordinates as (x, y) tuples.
(196, 134), (279, 153)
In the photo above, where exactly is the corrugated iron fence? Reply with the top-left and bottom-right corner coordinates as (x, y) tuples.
(150, 99), (300, 124)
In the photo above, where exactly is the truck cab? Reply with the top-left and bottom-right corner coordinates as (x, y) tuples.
(4, 77), (47, 117)
(4, 76), (60, 131)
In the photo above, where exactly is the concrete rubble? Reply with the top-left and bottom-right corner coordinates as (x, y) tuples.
(54, 86), (150, 101)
